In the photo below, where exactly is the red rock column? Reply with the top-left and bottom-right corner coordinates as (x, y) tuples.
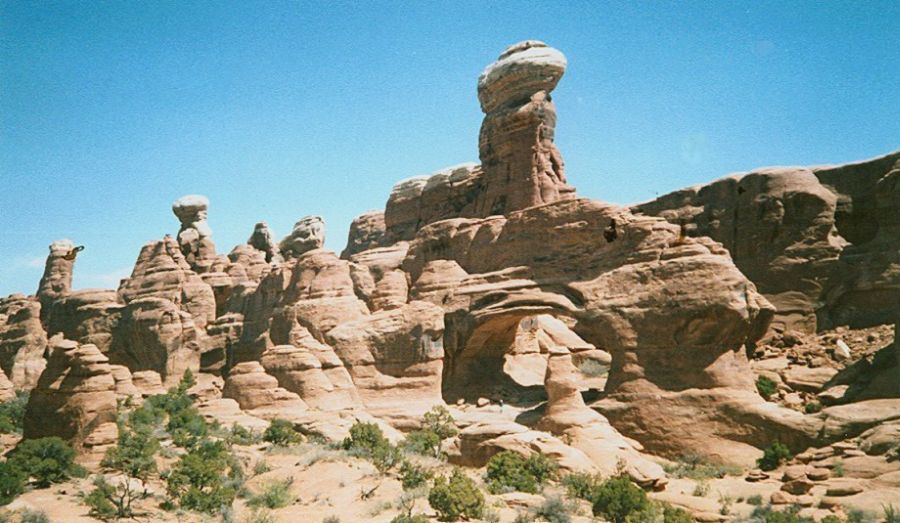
(475, 41), (575, 216)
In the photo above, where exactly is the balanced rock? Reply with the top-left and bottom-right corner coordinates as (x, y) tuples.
(247, 221), (279, 262)
(23, 338), (118, 453)
(173, 194), (216, 271)
(475, 41), (575, 215)
(36, 239), (78, 321)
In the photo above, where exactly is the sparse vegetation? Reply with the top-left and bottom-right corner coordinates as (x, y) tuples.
(226, 423), (260, 446)
(663, 454), (742, 479)
(390, 514), (429, 523)
(323, 516), (341, 523)
(243, 508), (278, 523)
(0, 391), (28, 434)
(533, 496), (573, 523)
(884, 504), (898, 523)
(7, 436), (82, 488)
(757, 441), (792, 471)
(562, 471), (602, 501)
(747, 494), (763, 505)
(591, 476), (649, 523)
(19, 509), (50, 523)
(756, 376), (777, 400)
(833, 459), (845, 477)
(485, 450), (558, 494)
(248, 477), (294, 509)
(428, 468), (484, 521)
(402, 429), (441, 457)
(749, 504), (814, 523)
(692, 480), (709, 497)
(804, 401), (822, 414)
(263, 419), (303, 446)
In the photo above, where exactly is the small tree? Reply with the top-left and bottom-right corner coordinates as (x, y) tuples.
(591, 476), (649, 523)
(422, 406), (458, 441)
(0, 460), (25, 505)
(0, 391), (29, 434)
(399, 460), (432, 490)
(85, 425), (160, 518)
(8, 437), (80, 488)
(343, 421), (401, 473)
(757, 441), (792, 471)
(428, 469), (484, 522)
(166, 440), (238, 513)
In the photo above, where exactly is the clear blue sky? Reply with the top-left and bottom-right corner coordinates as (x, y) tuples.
(2, 1), (898, 296)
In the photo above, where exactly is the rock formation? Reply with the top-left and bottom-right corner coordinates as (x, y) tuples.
(0, 40), (896, 508)
(23, 337), (118, 454)
(279, 215), (325, 258)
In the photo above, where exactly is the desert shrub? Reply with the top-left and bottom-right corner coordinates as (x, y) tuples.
(692, 480), (709, 497)
(663, 454), (742, 479)
(253, 459), (271, 476)
(8, 436), (80, 488)
(166, 439), (239, 513)
(804, 401), (822, 414)
(485, 451), (558, 494)
(0, 461), (25, 505)
(833, 459), (845, 477)
(88, 425), (159, 519)
(820, 516), (842, 523)
(248, 476), (294, 509)
(0, 391), (28, 434)
(428, 468), (484, 521)
(322, 517), (341, 523)
(750, 505), (813, 523)
(663, 504), (695, 523)
(591, 476), (649, 523)
(757, 441), (792, 471)
(399, 460), (432, 490)
(390, 515), (429, 523)
(227, 423), (261, 446)
(562, 471), (601, 501)
(533, 496), (572, 523)
(402, 430), (441, 457)
(83, 476), (121, 520)
(747, 494), (764, 505)
(19, 510), (49, 523)
(263, 419), (303, 446)
(342, 421), (401, 473)
(244, 508), (278, 523)
(883, 505), (899, 523)
(756, 376), (777, 400)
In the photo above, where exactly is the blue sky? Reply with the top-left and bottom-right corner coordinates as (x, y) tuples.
(1, 1), (898, 296)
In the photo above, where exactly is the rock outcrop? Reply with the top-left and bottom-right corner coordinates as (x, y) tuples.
(247, 221), (279, 263)
(280, 216), (326, 258)
(36, 239), (78, 323)
(635, 151), (900, 333)
(23, 337), (118, 453)
(0, 294), (47, 390)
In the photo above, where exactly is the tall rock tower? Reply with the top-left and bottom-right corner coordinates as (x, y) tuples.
(475, 40), (576, 216)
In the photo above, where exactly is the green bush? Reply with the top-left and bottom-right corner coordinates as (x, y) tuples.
(19, 510), (49, 523)
(821, 516), (842, 523)
(533, 496), (572, 523)
(263, 419), (303, 446)
(663, 504), (695, 523)
(485, 451), (558, 494)
(399, 460), (432, 490)
(884, 504), (898, 523)
(663, 454), (742, 479)
(402, 430), (441, 457)
(343, 421), (401, 473)
(750, 505), (814, 523)
(165, 439), (238, 513)
(8, 436), (80, 488)
(0, 391), (28, 434)
(227, 423), (260, 446)
(244, 508), (279, 523)
(428, 469), (484, 521)
(747, 494), (763, 505)
(591, 476), (649, 523)
(757, 441), (792, 471)
(804, 401), (822, 414)
(248, 477), (294, 509)
(756, 376), (777, 400)
(561, 471), (601, 501)
(0, 461), (25, 505)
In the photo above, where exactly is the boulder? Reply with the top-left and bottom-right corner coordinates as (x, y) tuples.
(280, 216), (325, 258)
(172, 194), (216, 272)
